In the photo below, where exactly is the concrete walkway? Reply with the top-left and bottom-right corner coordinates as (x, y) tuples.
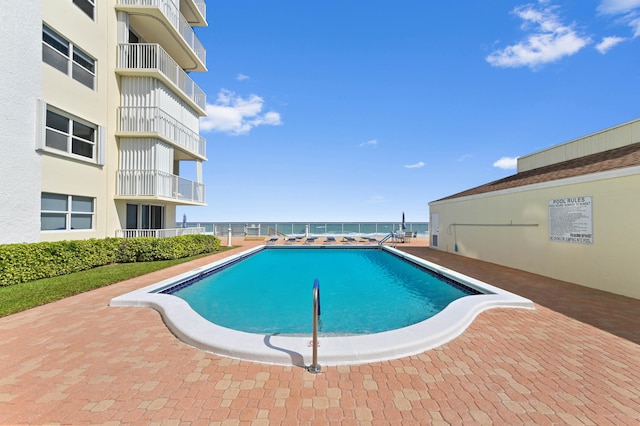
(1, 240), (639, 424)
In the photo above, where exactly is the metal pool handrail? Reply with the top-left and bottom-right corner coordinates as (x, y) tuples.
(308, 278), (322, 373)
(378, 232), (394, 245)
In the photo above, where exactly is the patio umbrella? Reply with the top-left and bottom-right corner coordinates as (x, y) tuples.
(402, 212), (406, 230)
(182, 213), (187, 228)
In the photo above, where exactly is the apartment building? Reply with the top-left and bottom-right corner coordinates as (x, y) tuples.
(0, 0), (208, 244)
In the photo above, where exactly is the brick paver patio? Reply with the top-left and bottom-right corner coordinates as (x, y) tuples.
(1, 239), (639, 424)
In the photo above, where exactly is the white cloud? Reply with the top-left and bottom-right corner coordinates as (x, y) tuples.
(359, 139), (378, 147)
(200, 89), (282, 135)
(236, 73), (250, 81)
(493, 156), (519, 170)
(596, 36), (626, 53)
(404, 161), (425, 169)
(598, 1), (640, 37)
(597, 0), (640, 15)
(486, 2), (590, 69)
(630, 16), (640, 36)
(458, 153), (472, 162)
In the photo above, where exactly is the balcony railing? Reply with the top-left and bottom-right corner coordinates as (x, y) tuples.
(193, 0), (206, 20)
(117, 0), (206, 66)
(118, 107), (206, 158)
(117, 43), (206, 111)
(117, 170), (206, 204)
(115, 227), (206, 238)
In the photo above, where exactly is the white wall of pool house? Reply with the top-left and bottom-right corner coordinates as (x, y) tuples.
(430, 119), (640, 300)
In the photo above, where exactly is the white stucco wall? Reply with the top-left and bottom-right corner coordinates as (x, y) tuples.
(429, 167), (640, 299)
(0, 2), (43, 244)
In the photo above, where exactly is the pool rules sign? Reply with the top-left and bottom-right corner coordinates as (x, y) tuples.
(548, 196), (593, 244)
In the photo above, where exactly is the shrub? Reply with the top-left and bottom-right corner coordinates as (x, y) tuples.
(0, 235), (220, 287)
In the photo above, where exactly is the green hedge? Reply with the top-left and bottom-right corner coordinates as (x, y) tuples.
(0, 235), (220, 287)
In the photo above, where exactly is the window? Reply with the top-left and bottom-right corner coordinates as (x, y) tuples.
(73, 0), (95, 19)
(42, 26), (68, 74)
(126, 204), (138, 229)
(72, 48), (96, 88)
(42, 24), (95, 89)
(45, 108), (96, 160)
(126, 203), (164, 230)
(36, 101), (104, 164)
(143, 205), (164, 229)
(41, 193), (95, 231)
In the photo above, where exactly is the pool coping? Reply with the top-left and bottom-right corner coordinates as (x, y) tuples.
(109, 245), (534, 367)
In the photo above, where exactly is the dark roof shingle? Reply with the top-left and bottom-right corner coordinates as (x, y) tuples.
(434, 142), (640, 202)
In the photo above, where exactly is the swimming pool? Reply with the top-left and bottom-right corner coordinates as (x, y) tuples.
(166, 248), (480, 335)
(110, 245), (533, 366)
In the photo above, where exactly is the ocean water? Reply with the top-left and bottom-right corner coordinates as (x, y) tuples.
(179, 221), (429, 237)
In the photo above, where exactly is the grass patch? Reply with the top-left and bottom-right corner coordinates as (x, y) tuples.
(0, 247), (237, 318)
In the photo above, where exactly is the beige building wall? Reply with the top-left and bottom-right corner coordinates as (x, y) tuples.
(518, 118), (640, 172)
(42, 1), (112, 130)
(41, 1), (113, 242)
(40, 157), (108, 242)
(429, 167), (640, 299)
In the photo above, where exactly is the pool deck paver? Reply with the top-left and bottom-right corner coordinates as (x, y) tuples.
(1, 238), (639, 425)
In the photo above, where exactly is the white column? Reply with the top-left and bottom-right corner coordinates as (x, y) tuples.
(117, 12), (130, 44)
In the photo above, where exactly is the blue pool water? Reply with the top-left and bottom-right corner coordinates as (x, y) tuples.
(167, 248), (480, 335)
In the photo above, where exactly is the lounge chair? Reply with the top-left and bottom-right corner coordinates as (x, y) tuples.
(305, 237), (318, 243)
(265, 237), (278, 243)
(324, 236), (336, 243)
(284, 236), (298, 243)
(343, 236), (357, 243)
(362, 237), (378, 243)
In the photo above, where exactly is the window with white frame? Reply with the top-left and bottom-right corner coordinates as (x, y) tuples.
(41, 193), (95, 231)
(42, 24), (96, 89)
(45, 107), (96, 160)
(73, 0), (95, 19)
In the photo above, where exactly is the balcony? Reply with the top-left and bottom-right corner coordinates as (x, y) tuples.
(116, 170), (206, 205)
(116, 0), (206, 72)
(117, 107), (206, 160)
(115, 227), (206, 238)
(181, 0), (207, 26)
(117, 43), (206, 114)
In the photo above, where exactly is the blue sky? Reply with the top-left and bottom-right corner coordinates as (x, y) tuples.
(178, 0), (640, 223)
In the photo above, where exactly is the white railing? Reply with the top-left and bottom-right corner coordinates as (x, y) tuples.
(116, 0), (206, 66)
(118, 106), (206, 158)
(117, 43), (206, 111)
(192, 0), (206, 20)
(117, 169), (206, 203)
(115, 227), (206, 238)
(177, 10), (206, 63)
